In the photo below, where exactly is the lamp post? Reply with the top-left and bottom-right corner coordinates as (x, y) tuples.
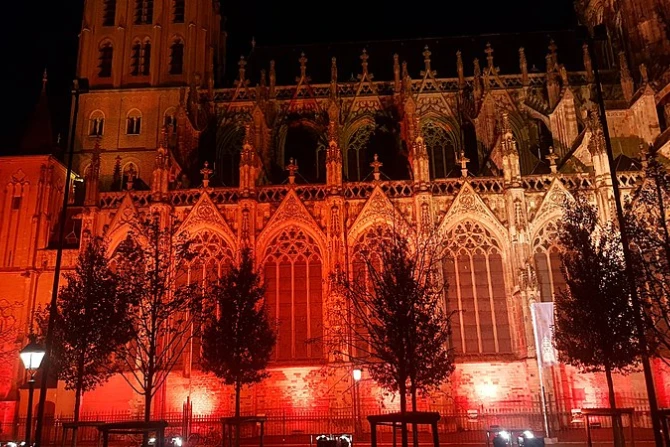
(352, 368), (362, 437)
(34, 77), (88, 447)
(20, 337), (45, 447)
(581, 24), (664, 447)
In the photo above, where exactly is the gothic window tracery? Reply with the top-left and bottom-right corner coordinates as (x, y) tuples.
(169, 38), (184, 75)
(182, 231), (234, 370)
(102, 0), (116, 26)
(350, 225), (395, 358)
(216, 124), (244, 186)
(263, 226), (323, 362)
(423, 121), (456, 179)
(346, 124), (374, 182)
(126, 109), (142, 135)
(173, 0), (185, 23)
(532, 221), (567, 302)
(278, 122), (326, 184)
(130, 38), (151, 76)
(89, 110), (105, 136)
(442, 221), (512, 355)
(98, 41), (113, 78)
(134, 0), (153, 25)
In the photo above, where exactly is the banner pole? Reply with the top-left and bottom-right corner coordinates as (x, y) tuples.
(531, 303), (551, 438)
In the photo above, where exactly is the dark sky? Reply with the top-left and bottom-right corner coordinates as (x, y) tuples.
(0, 0), (577, 154)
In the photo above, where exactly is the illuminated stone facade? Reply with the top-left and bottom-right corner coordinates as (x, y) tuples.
(1, 0), (670, 425)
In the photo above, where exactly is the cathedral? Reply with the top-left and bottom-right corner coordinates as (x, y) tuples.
(1, 0), (670, 431)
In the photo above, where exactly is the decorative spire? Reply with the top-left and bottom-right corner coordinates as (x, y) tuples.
(330, 57), (338, 98)
(639, 143), (650, 170)
(331, 57), (338, 84)
(359, 49), (370, 78)
(546, 146), (559, 174)
(42, 68), (48, 93)
(421, 46), (435, 77)
(519, 47), (529, 85)
(200, 161), (213, 188)
(299, 52), (308, 80)
(370, 154), (383, 181)
(402, 61), (411, 95)
(393, 54), (401, 92)
(619, 51), (634, 102)
(640, 63), (649, 84)
(485, 43), (495, 70)
(269, 60), (276, 98)
(458, 150), (470, 178)
(548, 39), (558, 68)
(583, 43), (594, 82)
(286, 158), (299, 184)
(236, 56), (247, 85)
(474, 58), (481, 78)
(113, 156), (122, 190)
(456, 51), (464, 87)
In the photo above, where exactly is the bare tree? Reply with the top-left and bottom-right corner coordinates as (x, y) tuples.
(626, 145), (670, 354)
(332, 226), (454, 447)
(114, 215), (199, 421)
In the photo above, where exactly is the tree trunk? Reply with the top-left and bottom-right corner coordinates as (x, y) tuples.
(410, 385), (418, 447)
(235, 380), (241, 447)
(399, 383), (409, 447)
(605, 366), (624, 447)
(72, 352), (85, 447)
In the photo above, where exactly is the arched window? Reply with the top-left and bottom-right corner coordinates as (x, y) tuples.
(350, 225), (395, 358)
(346, 124), (374, 181)
(183, 231), (234, 370)
(169, 39), (184, 75)
(533, 221), (567, 302)
(89, 110), (105, 136)
(102, 0), (116, 26)
(281, 123), (326, 183)
(98, 41), (113, 78)
(134, 0), (153, 25)
(423, 121), (456, 179)
(173, 0), (185, 23)
(442, 221), (512, 355)
(264, 227), (323, 362)
(130, 38), (151, 76)
(126, 109), (142, 135)
(216, 124), (244, 186)
(164, 108), (177, 131)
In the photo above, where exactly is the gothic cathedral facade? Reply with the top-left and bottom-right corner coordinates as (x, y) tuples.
(1, 0), (670, 421)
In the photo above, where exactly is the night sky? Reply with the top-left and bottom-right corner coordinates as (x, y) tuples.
(0, 0), (577, 154)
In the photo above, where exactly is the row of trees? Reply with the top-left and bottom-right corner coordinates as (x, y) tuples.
(553, 146), (670, 445)
(41, 214), (454, 447)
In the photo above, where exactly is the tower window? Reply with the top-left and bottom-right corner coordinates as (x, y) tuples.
(126, 110), (142, 135)
(130, 39), (151, 76)
(89, 111), (105, 136)
(173, 0), (185, 23)
(169, 39), (185, 75)
(102, 0), (116, 26)
(134, 0), (153, 25)
(98, 42), (113, 78)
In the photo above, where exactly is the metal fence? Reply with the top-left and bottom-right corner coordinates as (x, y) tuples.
(1, 397), (659, 446)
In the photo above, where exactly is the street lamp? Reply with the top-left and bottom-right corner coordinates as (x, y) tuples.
(352, 368), (362, 437)
(20, 337), (45, 447)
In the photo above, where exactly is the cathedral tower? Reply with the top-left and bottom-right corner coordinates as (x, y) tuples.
(73, 0), (223, 191)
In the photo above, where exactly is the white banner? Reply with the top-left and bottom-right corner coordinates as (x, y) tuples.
(531, 302), (558, 366)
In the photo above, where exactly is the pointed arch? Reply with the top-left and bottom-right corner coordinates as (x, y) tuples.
(261, 224), (324, 361)
(441, 219), (512, 355)
(531, 219), (566, 302)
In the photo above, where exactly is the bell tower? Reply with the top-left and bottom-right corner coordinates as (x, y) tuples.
(77, 0), (223, 88)
(576, 0), (669, 74)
